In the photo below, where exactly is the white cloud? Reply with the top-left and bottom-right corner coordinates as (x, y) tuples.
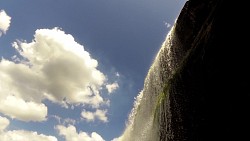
(0, 116), (10, 132)
(106, 82), (119, 94)
(51, 115), (76, 126)
(81, 110), (95, 122)
(94, 109), (108, 122)
(0, 28), (110, 121)
(0, 116), (57, 141)
(0, 10), (11, 36)
(115, 72), (120, 77)
(51, 115), (61, 124)
(164, 21), (171, 28)
(0, 95), (47, 122)
(111, 137), (120, 141)
(81, 109), (108, 123)
(0, 130), (58, 141)
(13, 28), (106, 106)
(56, 124), (105, 141)
(63, 118), (76, 125)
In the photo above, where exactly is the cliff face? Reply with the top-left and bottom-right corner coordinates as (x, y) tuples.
(158, 0), (249, 140)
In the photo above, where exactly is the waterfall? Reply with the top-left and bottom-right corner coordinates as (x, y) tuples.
(116, 22), (186, 141)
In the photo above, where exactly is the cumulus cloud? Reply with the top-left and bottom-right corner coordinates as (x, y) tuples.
(0, 116), (57, 141)
(0, 130), (58, 141)
(56, 124), (105, 141)
(0, 10), (11, 36)
(0, 95), (47, 122)
(0, 28), (110, 121)
(106, 82), (119, 94)
(81, 109), (108, 123)
(0, 116), (10, 132)
(13, 28), (106, 106)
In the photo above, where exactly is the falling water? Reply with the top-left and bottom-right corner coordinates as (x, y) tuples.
(116, 22), (187, 141)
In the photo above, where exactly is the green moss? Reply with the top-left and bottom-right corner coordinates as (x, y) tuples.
(153, 83), (171, 123)
(152, 41), (197, 124)
(152, 48), (193, 117)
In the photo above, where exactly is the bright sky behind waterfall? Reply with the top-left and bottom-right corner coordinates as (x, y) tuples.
(0, 0), (186, 140)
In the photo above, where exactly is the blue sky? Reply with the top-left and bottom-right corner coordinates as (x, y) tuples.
(0, 0), (185, 140)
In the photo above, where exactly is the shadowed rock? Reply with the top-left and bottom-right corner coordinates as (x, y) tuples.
(158, 0), (249, 140)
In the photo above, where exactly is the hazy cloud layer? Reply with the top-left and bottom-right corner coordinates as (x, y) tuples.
(56, 124), (105, 141)
(0, 10), (11, 36)
(0, 116), (57, 141)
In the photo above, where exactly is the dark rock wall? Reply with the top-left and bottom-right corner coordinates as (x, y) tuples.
(158, 0), (249, 140)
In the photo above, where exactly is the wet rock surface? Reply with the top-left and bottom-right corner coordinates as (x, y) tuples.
(158, 0), (249, 140)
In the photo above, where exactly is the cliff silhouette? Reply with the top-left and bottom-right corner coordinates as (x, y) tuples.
(157, 0), (249, 140)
